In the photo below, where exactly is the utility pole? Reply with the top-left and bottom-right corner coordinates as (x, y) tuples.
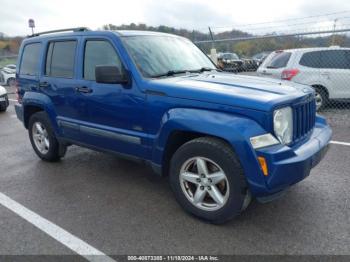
(208, 26), (215, 48)
(208, 27), (217, 64)
(332, 18), (338, 45)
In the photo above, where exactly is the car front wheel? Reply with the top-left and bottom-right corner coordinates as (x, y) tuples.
(169, 137), (249, 224)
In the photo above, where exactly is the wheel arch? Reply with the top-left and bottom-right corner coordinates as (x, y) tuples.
(23, 104), (44, 128)
(152, 108), (268, 194)
(161, 130), (232, 177)
(311, 84), (329, 98)
(6, 77), (16, 86)
(22, 92), (59, 134)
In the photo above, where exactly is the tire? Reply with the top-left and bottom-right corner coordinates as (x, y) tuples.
(169, 137), (248, 224)
(7, 78), (16, 87)
(313, 87), (328, 111)
(0, 104), (7, 112)
(28, 111), (62, 162)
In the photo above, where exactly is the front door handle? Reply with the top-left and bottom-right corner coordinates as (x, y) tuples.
(76, 86), (93, 94)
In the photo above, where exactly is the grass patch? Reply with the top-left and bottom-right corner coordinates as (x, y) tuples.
(0, 58), (17, 69)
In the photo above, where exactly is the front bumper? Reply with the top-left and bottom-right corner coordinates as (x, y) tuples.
(0, 94), (9, 109)
(252, 116), (332, 199)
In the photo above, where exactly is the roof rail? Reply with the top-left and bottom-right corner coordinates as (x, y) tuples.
(28, 27), (90, 37)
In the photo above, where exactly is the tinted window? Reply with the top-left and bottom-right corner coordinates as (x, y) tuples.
(46, 41), (76, 78)
(299, 51), (321, 68)
(266, 52), (291, 68)
(84, 40), (122, 81)
(320, 50), (350, 69)
(20, 43), (41, 75)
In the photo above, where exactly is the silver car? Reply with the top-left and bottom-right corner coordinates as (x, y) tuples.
(257, 47), (350, 110)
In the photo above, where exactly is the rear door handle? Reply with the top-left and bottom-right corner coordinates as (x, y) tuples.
(76, 86), (93, 94)
(39, 81), (49, 88)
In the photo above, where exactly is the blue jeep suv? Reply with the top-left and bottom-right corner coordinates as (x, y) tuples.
(15, 28), (332, 223)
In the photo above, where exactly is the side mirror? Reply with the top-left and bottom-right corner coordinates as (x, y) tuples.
(95, 65), (129, 85)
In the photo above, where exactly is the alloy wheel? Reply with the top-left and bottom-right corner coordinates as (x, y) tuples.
(179, 157), (230, 211)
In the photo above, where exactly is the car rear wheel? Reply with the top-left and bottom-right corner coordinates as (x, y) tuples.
(28, 111), (65, 162)
(169, 137), (249, 224)
(7, 78), (16, 87)
(314, 87), (328, 111)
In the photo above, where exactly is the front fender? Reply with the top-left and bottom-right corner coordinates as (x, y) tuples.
(153, 108), (269, 195)
(23, 91), (60, 135)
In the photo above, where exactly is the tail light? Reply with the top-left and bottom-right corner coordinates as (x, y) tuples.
(281, 69), (299, 80)
(15, 80), (22, 104)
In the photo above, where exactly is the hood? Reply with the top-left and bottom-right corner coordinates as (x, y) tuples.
(149, 72), (313, 112)
(0, 85), (7, 96)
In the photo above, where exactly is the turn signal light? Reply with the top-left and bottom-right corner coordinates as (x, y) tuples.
(258, 156), (268, 176)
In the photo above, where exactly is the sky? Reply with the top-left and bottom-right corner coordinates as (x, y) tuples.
(1, 0), (350, 36)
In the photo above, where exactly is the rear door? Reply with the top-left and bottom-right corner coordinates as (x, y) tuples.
(258, 51), (292, 79)
(295, 50), (321, 85)
(319, 50), (350, 99)
(40, 38), (84, 141)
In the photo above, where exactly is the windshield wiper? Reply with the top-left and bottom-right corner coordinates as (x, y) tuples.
(150, 67), (216, 78)
(188, 67), (215, 73)
(150, 70), (189, 78)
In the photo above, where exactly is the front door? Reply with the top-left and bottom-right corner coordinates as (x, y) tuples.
(75, 37), (149, 158)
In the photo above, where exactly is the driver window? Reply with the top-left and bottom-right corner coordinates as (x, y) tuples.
(84, 40), (122, 81)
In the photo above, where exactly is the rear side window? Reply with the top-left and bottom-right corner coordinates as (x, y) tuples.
(320, 50), (350, 69)
(266, 52), (291, 69)
(83, 40), (122, 81)
(45, 41), (77, 78)
(299, 51), (321, 68)
(20, 43), (41, 76)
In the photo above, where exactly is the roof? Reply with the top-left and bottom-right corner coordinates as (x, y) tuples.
(25, 28), (180, 41)
(114, 30), (177, 37)
(276, 46), (350, 53)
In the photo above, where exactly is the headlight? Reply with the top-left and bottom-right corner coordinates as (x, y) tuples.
(250, 133), (280, 149)
(273, 107), (293, 144)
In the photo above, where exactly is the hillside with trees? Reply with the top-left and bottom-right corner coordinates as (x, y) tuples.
(103, 23), (350, 57)
(1, 23), (349, 62)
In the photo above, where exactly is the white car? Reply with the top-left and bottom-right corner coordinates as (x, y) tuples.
(0, 64), (16, 86)
(0, 85), (9, 112)
(257, 47), (350, 110)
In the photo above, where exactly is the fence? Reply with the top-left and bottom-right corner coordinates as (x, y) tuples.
(0, 29), (349, 128)
(0, 55), (17, 86)
(194, 27), (350, 115)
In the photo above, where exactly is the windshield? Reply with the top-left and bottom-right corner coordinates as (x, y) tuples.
(122, 36), (216, 78)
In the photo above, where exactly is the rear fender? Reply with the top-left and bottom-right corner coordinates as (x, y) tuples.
(22, 91), (60, 135)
